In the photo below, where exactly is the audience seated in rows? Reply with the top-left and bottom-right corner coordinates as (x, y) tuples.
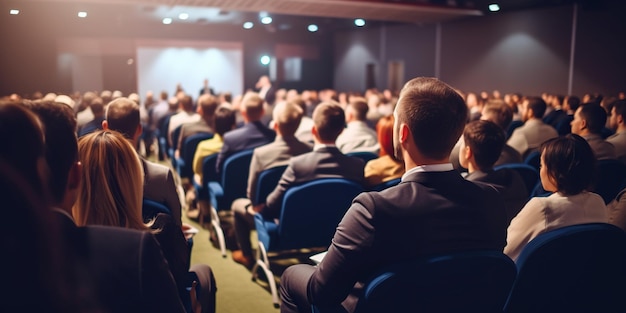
(460, 120), (528, 224)
(504, 134), (608, 261)
(22, 100), (188, 313)
(607, 99), (626, 163)
(103, 97), (183, 226)
(363, 115), (404, 187)
(175, 94), (218, 159)
(231, 99), (313, 267)
(571, 102), (616, 160)
(73, 130), (216, 313)
(215, 91), (275, 176)
(279, 77), (507, 313)
(335, 97), (379, 154)
(168, 94), (201, 147)
(77, 95), (104, 137)
(507, 96), (559, 159)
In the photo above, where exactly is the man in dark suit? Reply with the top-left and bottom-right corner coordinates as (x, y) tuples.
(215, 91), (276, 175)
(279, 77), (507, 313)
(459, 120), (529, 223)
(24, 100), (187, 313)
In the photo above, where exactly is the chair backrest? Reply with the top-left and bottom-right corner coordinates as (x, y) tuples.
(254, 165), (288, 205)
(142, 198), (171, 222)
(178, 132), (213, 180)
(505, 223), (626, 313)
(219, 149), (254, 209)
(276, 178), (364, 250)
(353, 250), (517, 313)
(200, 153), (219, 186)
(346, 151), (378, 164)
(523, 150), (541, 172)
(506, 120), (524, 139)
(371, 177), (401, 192)
(555, 115), (573, 136)
(594, 159), (626, 204)
(493, 163), (539, 195)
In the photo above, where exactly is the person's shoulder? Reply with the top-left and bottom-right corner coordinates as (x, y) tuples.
(143, 159), (171, 176)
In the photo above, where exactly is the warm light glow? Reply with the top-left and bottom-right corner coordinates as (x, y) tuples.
(77, 11), (87, 18)
(489, 4), (500, 12)
(243, 22), (254, 29)
(178, 13), (189, 20)
(9, 9), (19, 15)
(354, 18), (365, 27)
(308, 24), (318, 32)
(261, 16), (272, 25)
(162, 17), (172, 25)
(260, 55), (271, 65)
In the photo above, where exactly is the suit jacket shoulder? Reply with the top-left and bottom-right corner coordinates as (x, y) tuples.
(141, 159), (182, 226)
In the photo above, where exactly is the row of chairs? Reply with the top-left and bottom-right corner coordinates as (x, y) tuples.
(313, 223), (626, 313)
(494, 152), (626, 204)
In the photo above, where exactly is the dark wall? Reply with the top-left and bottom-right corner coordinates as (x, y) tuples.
(333, 2), (626, 97)
(0, 1), (334, 98)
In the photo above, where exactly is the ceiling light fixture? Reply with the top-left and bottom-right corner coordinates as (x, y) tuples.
(354, 18), (365, 27)
(260, 55), (271, 65)
(308, 24), (318, 32)
(489, 4), (500, 12)
(243, 22), (254, 29)
(178, 13), (189, 20)
(9, 9), (19, 15)
(162, 17), (172, 25)
(261, 16), (272, 25)
(77, 11), (87, 18)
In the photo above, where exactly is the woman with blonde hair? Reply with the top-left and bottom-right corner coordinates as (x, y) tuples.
(74, 130), (216, 313)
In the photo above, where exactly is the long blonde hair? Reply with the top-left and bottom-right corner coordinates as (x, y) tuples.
(73, 130), (149, 231)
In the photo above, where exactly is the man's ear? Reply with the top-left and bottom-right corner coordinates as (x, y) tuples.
(102, 120), (109, 130)
(399, 123), (410, 144)
(464, 145), (473, 160)
(580, 119), (587, 130)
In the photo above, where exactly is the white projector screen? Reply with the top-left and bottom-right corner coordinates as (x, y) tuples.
(136, 40), (243, 104)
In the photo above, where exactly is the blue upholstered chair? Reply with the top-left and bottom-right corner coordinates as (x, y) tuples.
(504, 223), (626, 313)
(594, 159), (626, 204)
(346, 151), (378, 164)
(253, 165), (288, 205)
(168, 124), (183, 168)
(493, 163), (539, 196)
(142, 198), (171, 222)
(253, 178), (364, 307)
(506, 120), (524, 139)
(206, 149), (254, 257)
(175, 132), (213, 181)
(523, 150), (541, 172)
(312, 250), (517, 313)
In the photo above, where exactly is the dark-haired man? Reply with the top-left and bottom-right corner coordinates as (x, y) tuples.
(279, 77), (506, 313)
(571, 103), (616, 160)
(507, 96), (558, 159)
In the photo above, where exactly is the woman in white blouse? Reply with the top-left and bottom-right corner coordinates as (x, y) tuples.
(504, 134), (609, 261)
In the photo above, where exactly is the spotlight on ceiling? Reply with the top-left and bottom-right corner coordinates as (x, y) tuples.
(354, 18), (365, 27)
(243, 22), (254, 29)
(178, 12), (189, 20)
(489, 4), (500, 12)
(308, 24), (318, 32)
(260, 55), (271, 65)
(77, 11), (87, 18)
(9, 9), (19, 15)
(261, 16), (272, 25)
(162, 17), (172, 25)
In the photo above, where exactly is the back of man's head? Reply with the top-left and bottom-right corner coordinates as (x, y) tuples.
(463, 120), (505, 171)
(0, 101), (46, 196)
(198, 94), (219, 119)
(241, 92), (265, 121)
(312, 101), (345, 143)
(90, 97), (105, 117)
(179, 95), (194, 112)
(25, 100), (78, 205)
(214, 106), (237, 137)
(526, 96), (547, 119)
(348, 97), (369, 121)
(481, 99), (513, 130)
(273, 100), (304, 137)
(565, 95), (581, 112)
(578, 103), (607, 134)
(105, 97), (140, 140)
(395, 77), (467, 160)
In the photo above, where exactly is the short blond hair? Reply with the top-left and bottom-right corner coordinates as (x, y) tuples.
(273, 100), (304, 136)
